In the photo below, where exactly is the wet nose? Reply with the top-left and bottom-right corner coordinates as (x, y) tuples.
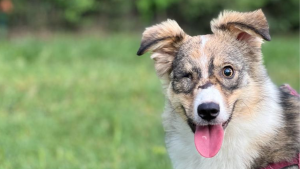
(197, 102), (220, 121)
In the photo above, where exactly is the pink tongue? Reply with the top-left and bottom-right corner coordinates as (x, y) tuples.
(194, 124), (224, 158)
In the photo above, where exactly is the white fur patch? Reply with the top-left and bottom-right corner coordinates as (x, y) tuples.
(199, 35), (210, 79)
(200, 35), (209, 46)
(193, 86), (228, 124)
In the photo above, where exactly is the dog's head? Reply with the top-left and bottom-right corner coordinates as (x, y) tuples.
(137, 9), (270, 158)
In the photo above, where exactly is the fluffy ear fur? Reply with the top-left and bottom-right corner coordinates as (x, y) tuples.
(211, 9), (270, 47)
(137, 19), (188, 77)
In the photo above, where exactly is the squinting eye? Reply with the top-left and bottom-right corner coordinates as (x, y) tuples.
(183, 73), (192, 79)
(222, 66), (234, 78)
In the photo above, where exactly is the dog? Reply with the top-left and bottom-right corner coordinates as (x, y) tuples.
(137, 9), (300, 169)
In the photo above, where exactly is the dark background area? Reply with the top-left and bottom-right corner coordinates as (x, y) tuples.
(9, 0), (299, 34)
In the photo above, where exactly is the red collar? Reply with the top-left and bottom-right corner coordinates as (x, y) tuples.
(260, 153), (300, 169)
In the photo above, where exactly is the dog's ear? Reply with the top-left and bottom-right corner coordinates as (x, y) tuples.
(210, 9), (270, 47)
(137, 19), (189, 77)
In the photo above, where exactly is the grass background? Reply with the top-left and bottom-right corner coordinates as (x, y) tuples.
(0, 34), (298, 169)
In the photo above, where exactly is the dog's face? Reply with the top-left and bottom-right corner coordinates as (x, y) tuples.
(137, 9), (271, 158)
(171, 35), (245, 127)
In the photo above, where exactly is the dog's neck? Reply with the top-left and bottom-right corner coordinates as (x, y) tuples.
(162, 79), (283, 169)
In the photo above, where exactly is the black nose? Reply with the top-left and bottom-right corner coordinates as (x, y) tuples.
(197, 102), (220, 121)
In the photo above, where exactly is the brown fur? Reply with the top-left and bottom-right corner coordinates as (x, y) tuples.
(211, 9), (271, 42)
(137, 19), (190, 78)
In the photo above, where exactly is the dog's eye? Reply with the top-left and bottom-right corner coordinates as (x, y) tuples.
(183, 73), (192, 79)
(222, 66), (234, 78)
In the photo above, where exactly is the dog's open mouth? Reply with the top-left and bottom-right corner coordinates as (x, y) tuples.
(184, 104), (233, 158)
(188, 113), (232, 133)
(187, 114), (232, 158)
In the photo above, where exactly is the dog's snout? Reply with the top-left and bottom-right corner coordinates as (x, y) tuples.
(197, 102), (220, 121)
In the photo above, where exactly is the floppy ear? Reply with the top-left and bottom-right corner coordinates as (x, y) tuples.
(137, 19), (189, 77)
(210, 9), (270, 47)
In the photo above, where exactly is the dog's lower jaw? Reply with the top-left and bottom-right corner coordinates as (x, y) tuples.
(162, 81), (283, 169)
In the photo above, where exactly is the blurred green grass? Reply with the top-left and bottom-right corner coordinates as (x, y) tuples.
(0, 34), (298, 169)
